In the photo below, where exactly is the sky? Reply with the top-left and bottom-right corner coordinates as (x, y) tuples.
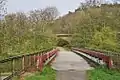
(7, 0), (85, 16)
(7, 0), (117, 16)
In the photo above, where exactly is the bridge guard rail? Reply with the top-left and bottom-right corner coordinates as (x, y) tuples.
(0, 48), (59, 80)
(72, 48), (113, 69)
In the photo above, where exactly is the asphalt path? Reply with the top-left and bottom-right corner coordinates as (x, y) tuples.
(52, 48), (92, 80)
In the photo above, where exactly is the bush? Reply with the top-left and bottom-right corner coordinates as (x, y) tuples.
(88, 27), (119, 52)
(24, 66), (56, 80)
(57, 38), (70, 47)
(88, 67), (120, 80)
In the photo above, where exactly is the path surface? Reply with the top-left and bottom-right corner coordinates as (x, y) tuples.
(52, 48), (92, 80)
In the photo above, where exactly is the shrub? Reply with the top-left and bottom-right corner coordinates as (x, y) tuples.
(57, 38), (70, 47)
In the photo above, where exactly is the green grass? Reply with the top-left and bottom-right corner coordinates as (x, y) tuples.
(24, 66), (56, 80)
(88, 67), (120, 80)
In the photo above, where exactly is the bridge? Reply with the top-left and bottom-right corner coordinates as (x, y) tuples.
(0, 46), (118, 80)
(56, 34), (72, 37)
(56, 34), (72, 42)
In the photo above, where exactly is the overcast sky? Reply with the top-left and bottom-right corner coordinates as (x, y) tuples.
(7, 0), (114, 16)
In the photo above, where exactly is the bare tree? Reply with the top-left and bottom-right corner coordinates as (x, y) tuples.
(0, 0), (7, 55)
(0, 0), (7, 19)
(79, 0), (102, 10)
(85, 0), (102, 6)
(41, 7), (59, 21)
(29, 7), (59, 23)
(29, 9), (43, 23)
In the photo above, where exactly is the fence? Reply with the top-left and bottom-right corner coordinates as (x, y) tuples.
(0, 48), (59, 80)
(83, 48), (120, 69)
(72, 48), (113, 68)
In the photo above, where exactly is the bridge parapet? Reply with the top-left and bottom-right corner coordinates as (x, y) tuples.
(56, 34), (72, 37)
(56, 34), (72, 42)
(0, 48), (59, 80)
(72, 48), (113, 69)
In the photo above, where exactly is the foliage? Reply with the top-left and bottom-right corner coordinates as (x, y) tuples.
(88, 67), (120, 80)
(88, 27), (119, 51)
(0, 7), (58, 58)
(24, 66), (56, 80)
(58, 4), (120, 52)
(57, 38), (70, 47)
(49, 4), (120, 52)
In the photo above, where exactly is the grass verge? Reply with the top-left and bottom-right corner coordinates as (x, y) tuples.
(24, 66), (56, 80)
(87, 67), (120, 80)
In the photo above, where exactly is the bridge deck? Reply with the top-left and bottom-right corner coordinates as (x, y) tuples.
(52, 48), (92, 80)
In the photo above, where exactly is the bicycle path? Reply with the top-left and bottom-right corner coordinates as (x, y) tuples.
(52, 48), (93, 80)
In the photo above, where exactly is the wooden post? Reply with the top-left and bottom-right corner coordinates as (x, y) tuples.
(29, 55), (31, 67)
(22, 56), (25, 70)
(12, 59), (15, 75)
(0, 71), (1, 80)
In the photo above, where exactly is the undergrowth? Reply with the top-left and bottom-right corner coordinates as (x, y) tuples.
(88, 67), (120, 80)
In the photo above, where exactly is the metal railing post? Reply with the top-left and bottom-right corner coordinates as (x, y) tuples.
(33, 55), (36, 67)
(39, 53), (43, 72)
(108, 57), (113, 69)
(36, 53), (39, 69)
(0, 48), (55, 79)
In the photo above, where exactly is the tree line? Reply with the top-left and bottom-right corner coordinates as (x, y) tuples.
(1, 0), (120, 59)
(0, 5), (59, 59)
(52, 1), (120, 52)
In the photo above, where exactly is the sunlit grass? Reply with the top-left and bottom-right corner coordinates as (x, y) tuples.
(88, 67), (120, 80)
(24, 66), (56, 80)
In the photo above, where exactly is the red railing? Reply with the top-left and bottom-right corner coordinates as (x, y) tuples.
(0, 48), (59, 80)
(72, 48), (113, 68)
(36, 49), (59, 71)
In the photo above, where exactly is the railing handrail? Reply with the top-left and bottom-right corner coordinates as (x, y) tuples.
(84, 48), (120, 56)
(71, 47), (120, 56)
(72, 48), (109, 58)
(0, 48), (53, 63)
(72, 48), (113, 68)
(0, 48), (59, 80)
